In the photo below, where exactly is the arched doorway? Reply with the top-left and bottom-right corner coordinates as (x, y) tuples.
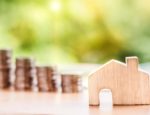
(99, 89), (113, 110)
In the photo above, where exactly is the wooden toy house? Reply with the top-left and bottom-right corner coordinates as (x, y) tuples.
(89, 57), (150, 106)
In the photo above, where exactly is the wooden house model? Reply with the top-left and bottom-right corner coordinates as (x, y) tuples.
(88, 57), (150, 106)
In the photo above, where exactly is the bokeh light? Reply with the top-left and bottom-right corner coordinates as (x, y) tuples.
(49, 1), (61, 12)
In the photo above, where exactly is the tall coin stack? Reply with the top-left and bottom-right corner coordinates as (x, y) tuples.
(15, 58), (34, 91)
(61, 74), (82, 93)
(0, 49), (11, 89)
(36, 66), (58, 92)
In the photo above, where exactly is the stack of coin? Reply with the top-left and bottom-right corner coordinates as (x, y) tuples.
(36, 66), (58, 92)
(61, 74), (82, 93)
(48, 66), (58, 92)
(0, 49), (12, 89)
(15, 58), (34, 91)
(36, 66), (50, 92)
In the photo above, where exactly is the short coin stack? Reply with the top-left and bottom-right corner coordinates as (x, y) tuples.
(0, 50), (12, 89)
(61, 74), (82, 93)
(47, 66), (58, 92)
(36, 66), (57, 92)
(15, 58), (34, 91)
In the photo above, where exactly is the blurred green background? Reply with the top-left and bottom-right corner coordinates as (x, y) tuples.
(0, 0), (150, 64)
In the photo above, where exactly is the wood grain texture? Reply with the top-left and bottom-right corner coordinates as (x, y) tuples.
(89, 56), (150, 106)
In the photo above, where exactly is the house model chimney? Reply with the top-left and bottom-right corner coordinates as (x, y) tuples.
(126, 56), (139, 71)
